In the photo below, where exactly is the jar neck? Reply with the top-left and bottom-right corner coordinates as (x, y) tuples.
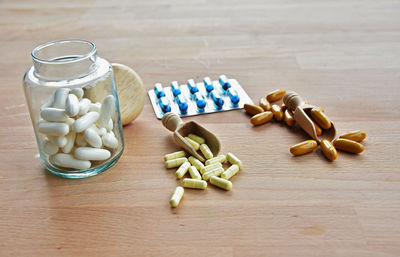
(31, 40), (98, 81)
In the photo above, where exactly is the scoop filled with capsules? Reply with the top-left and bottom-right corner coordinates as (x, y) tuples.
(162, 112), (220, 162)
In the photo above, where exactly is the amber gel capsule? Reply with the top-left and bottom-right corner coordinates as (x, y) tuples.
(271, 105), (283, 121)
(250, 111), (273, 126)
(310, 108), (331, 129)
(333, 138), (364, 154)
(281, 103), (287, 112)
(266, 89), (286, 102)
(339, 130), (366, 142)
(320, 139), (338, 161)
(284, 110), (295, 127)
(170, 186), (184, 207)
(313, 121), (322, 136)
(244, 104), (264, 115)
(290, 140), (318, 156)
(259, 97), (271, 111)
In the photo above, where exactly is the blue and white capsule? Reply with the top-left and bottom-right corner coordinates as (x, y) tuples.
(194, 92), (206, 110)
(210, 91), (224, 108)
(170, 81), (181, 97)
(159, 96), (171, 113)
(176, 94), (188, 114)
(227, 88), (240, 105)
(154, 83), (165, 98)
(203, 77), (214, 93)
(219, 75), (231, 91)
(187, 79), (199, 94)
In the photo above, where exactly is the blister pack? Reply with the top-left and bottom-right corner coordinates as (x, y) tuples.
(148, 75), (253, 119)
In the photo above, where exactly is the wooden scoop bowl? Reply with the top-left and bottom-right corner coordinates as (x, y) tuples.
(162, 113), (221, 162)
(283, 91), (336, 143)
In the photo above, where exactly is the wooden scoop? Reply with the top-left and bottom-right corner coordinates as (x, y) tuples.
(162, 113), (221, 162)
(283, 91), (336, 143)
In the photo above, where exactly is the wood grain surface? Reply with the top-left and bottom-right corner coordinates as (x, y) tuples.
(1, 0), (400, 256)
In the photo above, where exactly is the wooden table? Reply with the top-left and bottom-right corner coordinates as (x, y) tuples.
(1, 1), (399, 256)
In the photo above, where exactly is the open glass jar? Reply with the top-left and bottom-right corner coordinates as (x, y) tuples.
(23, 40), (124, 178)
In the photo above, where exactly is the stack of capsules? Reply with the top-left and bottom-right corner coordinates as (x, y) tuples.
(244, 89), (366, 161)
(164, 133), (242, 208)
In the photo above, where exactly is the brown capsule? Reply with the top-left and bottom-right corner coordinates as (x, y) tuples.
(310, 108), (331, 129)
(333, 138), (364, 154)
(250, 111), (273, 126)
(339, 130), (366, 142)
(244, 104), (264, 116)
(266, 89), (286, 102)
(320, 139), (337, 161)
(281, 103), (287, 112)
(284, 109), (295, 127)
(290, 140), (318, 156)
(312, 120), (322, 136)
(271, 104), (283, 121)
(259, 97), (271, 111)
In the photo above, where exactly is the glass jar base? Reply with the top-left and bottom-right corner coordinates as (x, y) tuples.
(44, 151), (123, 179)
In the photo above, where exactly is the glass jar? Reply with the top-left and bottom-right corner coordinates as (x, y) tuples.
(23, 39), (124, 178)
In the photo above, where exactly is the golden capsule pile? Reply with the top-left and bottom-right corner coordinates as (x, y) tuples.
(165, 134), (243, 208)
(244, 89), (367, 161)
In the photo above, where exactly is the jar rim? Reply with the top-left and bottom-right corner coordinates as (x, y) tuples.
(31, 39), (97, 64)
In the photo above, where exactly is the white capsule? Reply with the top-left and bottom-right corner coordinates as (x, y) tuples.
(40, 108), (68, 122)
(52, 153), (91, 170)
(65, 94), (80, 117)
(52, 88), (70, 109)
(73, 112), (99, 133)
(48, 135), (68, 147)
(38, 121), (69, 136)
(40, 94), (54, 111)
(78, 98), (91, 115)
(42, 138), (58, 155)
(62, 132), (76, 153)
(75, 133), (87, 146)
(70, 88), (84, 99)
(84, 128), (102, 148)
(89, 102), (102, 112)
(74, 147), (111, 161)
(65, 117), (75, 126)
(105, 119), (113, 132)
(102, 132), (119, 149)
(97, 95), (115, 128)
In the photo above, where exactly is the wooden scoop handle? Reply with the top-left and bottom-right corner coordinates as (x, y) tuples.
(283, 91), (305, 112)
(162, 112), (183, 132)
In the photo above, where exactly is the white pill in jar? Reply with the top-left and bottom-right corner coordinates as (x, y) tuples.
(52, 153), (91, 170)
(65, 94), (80, 117)
(102, 132), (118, 149)
(62, 132), (76, 154)
(38, 121), (69, 136)
(78, 98), (91, 115)
(74, 147), (111, 161)
(43, 138), (58, 155)
(53, 88), (70, 109)
(40, 108), (68, 122)
(70, 88), (84, 99)
(48, 135), (68, 147)
(97, 95), (115, 128)
(84, 128), (102, 148)
(73, 112), (99, 133)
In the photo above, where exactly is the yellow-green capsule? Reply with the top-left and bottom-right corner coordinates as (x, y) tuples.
(221, 164), (240, 180)
(200, 162), (222, 175)
(188, 133), (205, 144)
(164, 150), (186, 161)
(210, 176), (232, 191)
(205, 154), (226, 166)
(182, 178), (207, 189)
(202, 167), (224, 181)
(175, 161), (191, 179)
(184, 137), (200, 150)
(200, 144), (213, 159)
(226, 152), (242, 168)
(188, 166), (202, 180)
(170, 186), (184, 207)
(165, 157), (188, 169)
(188, 156), (204, 171)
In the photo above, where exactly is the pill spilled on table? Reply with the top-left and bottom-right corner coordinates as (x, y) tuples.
(164, 133), (242, 208)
